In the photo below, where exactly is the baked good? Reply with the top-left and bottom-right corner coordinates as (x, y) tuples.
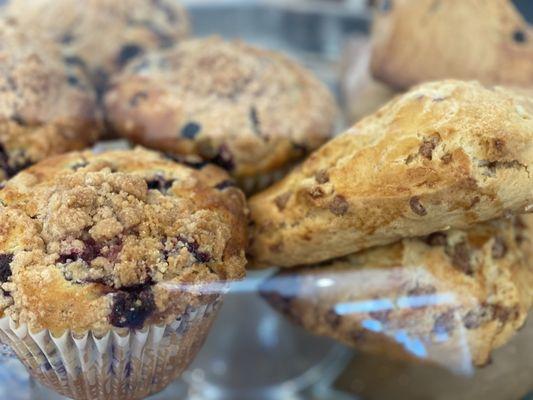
(370, 0), (533, 90)
(248, 80), (533, 268)
(0, 25), (101, 181)
(104, 36), (338, 192)
(260, 217), (533, 370)
(1, 0), (189, 91)
(0, 147), (247, 399)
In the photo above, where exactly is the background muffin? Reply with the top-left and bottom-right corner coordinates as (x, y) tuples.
(1, 0), (189, 91)
(104, 36), (338, 193)
(0, 147), (247, 399)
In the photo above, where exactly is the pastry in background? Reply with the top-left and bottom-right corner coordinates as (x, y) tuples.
(248, 80), (533, 268)
(1, 0), (190, 91)
(370, 0), (533, 90)
(0, 24), (101, 181)
(105, 36), (338, 194)
(261, 217), (533, 371)
(340, 36), (398, 124)
(0, 147), (247, 400)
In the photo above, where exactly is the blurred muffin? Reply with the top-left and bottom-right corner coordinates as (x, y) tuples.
(370, 0), (533, 90)
(261, 217), (533, 371)
(0, 148), (247, 400)
(104, 36), (338, 193)
(0, 24), (101, 182)
(1, 0), (189, 91)
(248, 80), (533, 268)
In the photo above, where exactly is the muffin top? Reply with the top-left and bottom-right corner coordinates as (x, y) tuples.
(0, 148), (247, 335)
(0, 24), (101, 181)
(1, 0), (189, 90)
(104, 36), (338, 181)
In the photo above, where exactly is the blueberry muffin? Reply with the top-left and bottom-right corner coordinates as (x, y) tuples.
(261, 217), (533, 370)
(248, 80), (533, 268)
(370, 0), (533, 90)
(0, 25), (101, 182)
(104, 36), (338, 193)
(0, 147), (247, 399)
(2, 0), (189, 91)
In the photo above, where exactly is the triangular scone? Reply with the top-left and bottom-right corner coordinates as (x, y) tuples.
(248, 81), (533, 268)
(370, 0), (533, 90)
(260, 217), (533, 371)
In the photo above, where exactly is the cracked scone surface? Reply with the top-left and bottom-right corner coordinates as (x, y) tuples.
(104, 36), (338, 181)
(249, 80), (533, 268)
(261, 218), (533, 368)
(0, 148), (247, 335)
(0, 25), (101, 181)
(370, 0), (533, 90)
(2, 0), (189, 89)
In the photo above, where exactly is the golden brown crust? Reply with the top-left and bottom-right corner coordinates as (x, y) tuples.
(370, 0), (533, 90)
(0, 24), (101, 181)
(261, 218), (532, 369)
(2, 0), (190, 88)
(248, 81), (533, 268)
(0, 148), (248, 335)
(104, 36), (338, 180)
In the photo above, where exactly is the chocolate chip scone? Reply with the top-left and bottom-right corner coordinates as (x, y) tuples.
(260, 218), (533, 370)
(0, 24), (101, 182)
(370, 0), (533, 90)
(104, 36), (338, 193)
(248, 80), (533, 268)
(2, 0), (189, 91)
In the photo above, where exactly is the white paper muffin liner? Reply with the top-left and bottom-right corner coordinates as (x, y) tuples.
(0, 298), (222, 400)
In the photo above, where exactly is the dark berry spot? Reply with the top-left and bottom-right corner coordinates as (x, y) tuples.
(215, 180), (237, 190)
(211, 145), (235, 171)
(512, 29), (527, 43)
(58, 238), (114, 264)
(181, 122), (201, 139)
(117, 44), (143, 67)
(292, 143), (308, 155)
(447, 241), (473, 275)
(146, 175), (175, 193)
(63, 56), (86, 68)
(177, 236), (211, 263)
(433, 310), (455, 335)
(249, 106), (261, 135)
(164, 153), (209, 170)
(491, 237), (507, 259)
(425, 232), (447, 246)
(67, 75), (80, 87)
(308, 186), (325, 199)
(330, 195), (349, 216)
(0, 254), (13, 283)
(409, 196), (427, 216)
(0, 144), (32, 178)
(109, 287), (155, 329)
(129, 91), (148, 107)
(60, 32), (75, 44)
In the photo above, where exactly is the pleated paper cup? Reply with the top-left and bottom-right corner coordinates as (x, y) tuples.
(0, 297), (222, 400)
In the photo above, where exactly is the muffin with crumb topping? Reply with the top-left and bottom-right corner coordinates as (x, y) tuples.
(0, 147), (247, 400)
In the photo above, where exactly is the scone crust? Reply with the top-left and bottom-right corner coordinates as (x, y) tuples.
(370, 0), (533, 90)
(0, 148), (247, 335)
(2, 0), (189, 87)
(0, 25), (101, 181)
(104, 36), (338, 179)
(249, 80), (533, 267)
(261, 218), (533, 368)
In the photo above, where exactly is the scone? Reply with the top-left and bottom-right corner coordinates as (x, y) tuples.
(1, 0), (189, 91)
(0, 148), (247, 400)
(104, 36), (338, 193)
(0, 25), (101, 181)
(370, 0), (533, 90)
(248, 80), (533, 268)
(260, 218), (533, 371)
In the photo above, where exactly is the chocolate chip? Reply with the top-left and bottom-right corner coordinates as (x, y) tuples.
(491, 237), (507, 259)
(211, 145), (235, 171)
(433, 310), (455, 335)
(315, 169), (329, 184)
(512, 29), (527, 43)
(146, 175), (175, 193)
(249, 106), (261, 135)
(441, 153), (453, 164)
(308, 186), (325, 199)
(0, 254), (13, 283)
(129, 91), (148, 107)
(493, 138), (505, 152)
(109, 287), (155, 329)
(59, 238), (106, 264)
(407, 284), (437, 297)
(462, 307), (488, 330)
(448, 242), (473, 275)
(330, 195), (349, 216)
(215, 180), (237, 190)
(177, 236), (211, 263)
(274, 192), (291, 211)
(117, 44), (143, 67)
(409, 196), (427, 216)
(181, 122), (201, 139)
(418, 137), (439, 160)
(425, 232), (447, 246)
